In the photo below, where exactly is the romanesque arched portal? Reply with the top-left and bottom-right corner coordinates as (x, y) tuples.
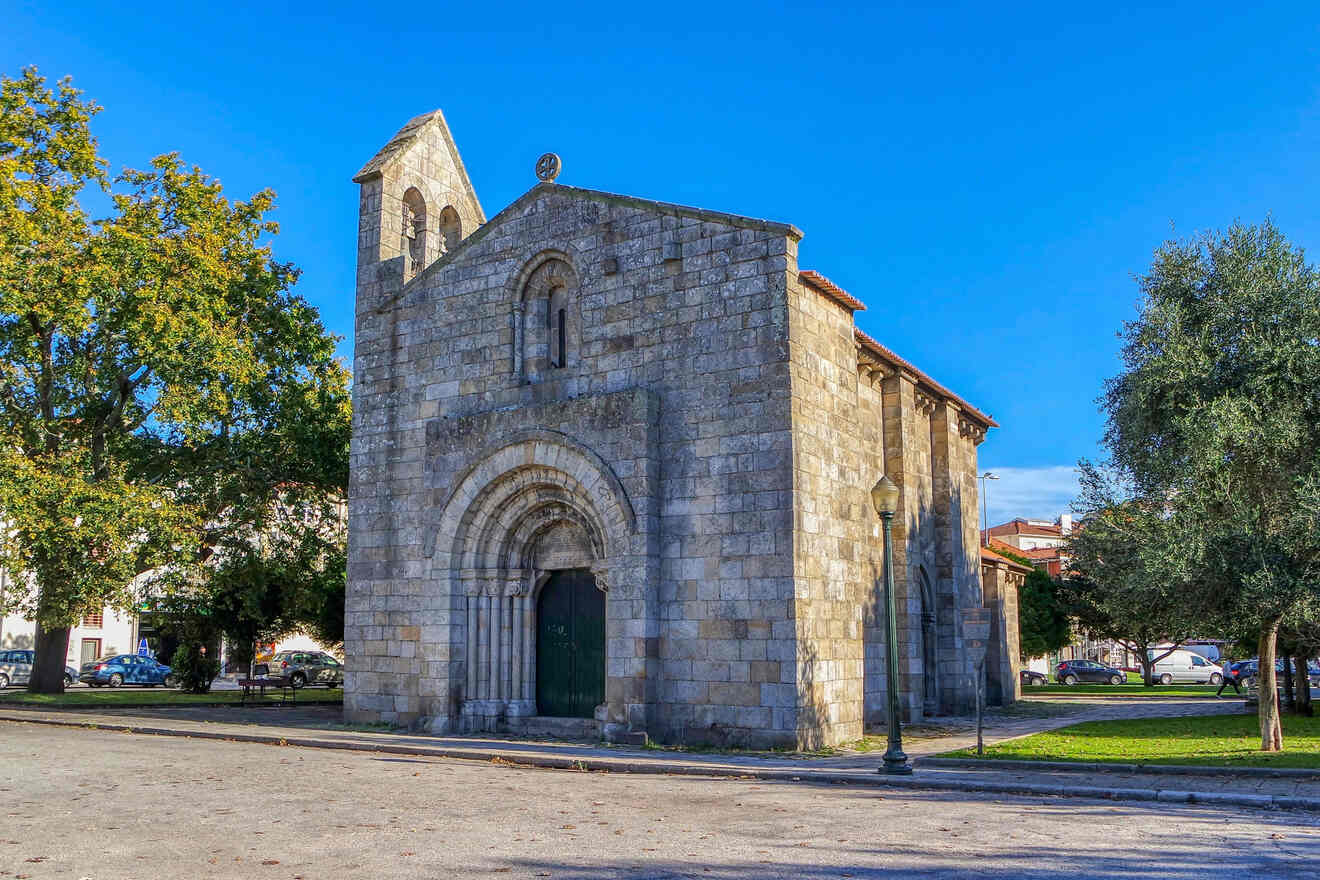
(428, 431), (635, 729)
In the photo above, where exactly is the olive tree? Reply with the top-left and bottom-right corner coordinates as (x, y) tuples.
(1101, 221), (1320, 749)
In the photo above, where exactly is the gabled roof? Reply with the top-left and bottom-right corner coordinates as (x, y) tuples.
(987, 519), (1063, 538)
(352, 109), (485, 223)
(395, 181), (802, 299)
(800, 271), (866, 311)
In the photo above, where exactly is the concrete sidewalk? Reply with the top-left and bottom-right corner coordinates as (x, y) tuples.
(3, 699), (1316, 813)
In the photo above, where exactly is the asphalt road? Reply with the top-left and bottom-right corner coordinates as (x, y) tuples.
(2, 722), (1317, 880)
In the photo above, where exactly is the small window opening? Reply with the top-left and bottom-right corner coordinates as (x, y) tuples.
(555, 309), (566, 369)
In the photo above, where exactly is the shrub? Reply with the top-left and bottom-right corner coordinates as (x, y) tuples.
(169, 641), (220, 693)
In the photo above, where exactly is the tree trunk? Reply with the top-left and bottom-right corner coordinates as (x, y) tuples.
(1137, 643), (1154, 687)
(28, 623), (71, 693)
(1295, 655), (1314, 716)
(1282, 655), (1295, 712)
(1258, 619), (1283, 751)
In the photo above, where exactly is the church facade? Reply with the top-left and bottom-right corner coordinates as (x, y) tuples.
(345, 110), (1003, 748)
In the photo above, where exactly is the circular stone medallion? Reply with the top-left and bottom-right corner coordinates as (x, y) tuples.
(535, 152), (562, 183)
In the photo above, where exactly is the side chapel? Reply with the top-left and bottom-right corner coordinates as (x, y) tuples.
(345, 110), (1019, 748)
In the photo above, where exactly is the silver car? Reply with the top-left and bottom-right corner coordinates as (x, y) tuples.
(0, 649), (80, 688)
(268, 650), (343, 688)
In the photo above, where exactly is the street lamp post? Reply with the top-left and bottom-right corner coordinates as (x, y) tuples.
(979, 472), (999, 547)
(871, 476), (912, 775)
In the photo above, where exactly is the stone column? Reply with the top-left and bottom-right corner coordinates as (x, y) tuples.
(489, 591), (502, 704)
(478, 594), (491, 701)
(510, 593), (524, 709)
(523, 593), (536, 704)
(496, 593), (509, 703)
(512, 303), (524, 378)
(465, 594), (478, 703)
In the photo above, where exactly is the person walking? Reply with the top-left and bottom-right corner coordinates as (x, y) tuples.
(1217, 661), (1243, 697)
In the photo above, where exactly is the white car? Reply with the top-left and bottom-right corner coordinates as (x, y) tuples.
(1148, 648), (1222, 685)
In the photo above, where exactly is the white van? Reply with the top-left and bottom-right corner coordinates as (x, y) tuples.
(1148, 648), (1222, 685)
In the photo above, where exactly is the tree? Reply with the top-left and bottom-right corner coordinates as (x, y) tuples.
(988, 543), (1072, 661)
(0, 67), (348, 692)
(1101, 221), (1320, 749)
(1016, 568), (1073, 661)
(1063, 482), (1200, 687)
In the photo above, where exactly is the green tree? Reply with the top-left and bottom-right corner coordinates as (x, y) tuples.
(986, 543), (1072, 661)
(1102, 221), (1320, 749)
(0, 67), (348, 692)
(1064, 475), (1201, 687)
(1016, 568), (1073, 662)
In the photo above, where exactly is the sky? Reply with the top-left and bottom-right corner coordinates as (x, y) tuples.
(6, 1), (1319, 526)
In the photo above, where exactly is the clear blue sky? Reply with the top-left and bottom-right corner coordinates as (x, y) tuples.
(7, 1), (1318, 523)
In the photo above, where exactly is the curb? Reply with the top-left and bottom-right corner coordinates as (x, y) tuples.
(919, 757), (1320, 779)
(5, 713), (1319, 813)
(0, 700), (343, 711)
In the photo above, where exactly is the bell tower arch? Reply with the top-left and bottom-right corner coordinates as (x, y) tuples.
(351, 109), (486, 311)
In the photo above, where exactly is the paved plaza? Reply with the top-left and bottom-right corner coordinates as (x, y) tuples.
(3, 720), (1318, 879)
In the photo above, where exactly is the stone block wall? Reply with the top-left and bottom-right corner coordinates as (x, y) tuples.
(981, 559), (1024, 706)
(784, 274), (867, 747)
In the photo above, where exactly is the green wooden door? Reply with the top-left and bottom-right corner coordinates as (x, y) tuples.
(536, 569), (605, 717)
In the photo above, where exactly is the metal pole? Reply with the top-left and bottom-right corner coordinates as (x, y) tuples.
(981, 476), (988, 547)
(880, 510), (912, 775)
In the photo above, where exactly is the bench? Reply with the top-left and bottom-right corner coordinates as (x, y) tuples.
(237, 663), (296, 706)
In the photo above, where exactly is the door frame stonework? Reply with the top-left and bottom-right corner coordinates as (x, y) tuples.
(427, 430), (637, 733)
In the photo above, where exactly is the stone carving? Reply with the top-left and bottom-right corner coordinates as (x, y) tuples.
(535, 152), (562, 183)
(958, 415), (987, 445)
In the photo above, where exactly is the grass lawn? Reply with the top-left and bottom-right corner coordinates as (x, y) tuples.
(947, 713), (1320, 768)
(0, 687), (343, 707)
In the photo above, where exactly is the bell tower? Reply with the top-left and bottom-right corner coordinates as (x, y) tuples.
(351, 109), (485, 310)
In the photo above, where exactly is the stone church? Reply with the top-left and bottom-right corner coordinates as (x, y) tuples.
(345, 110), (1009, 748)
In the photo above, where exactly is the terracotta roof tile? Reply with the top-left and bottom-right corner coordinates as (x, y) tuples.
(799, 270), (866, 312)
(854, 328), (998, 428)
(981, 545), (1033, 571)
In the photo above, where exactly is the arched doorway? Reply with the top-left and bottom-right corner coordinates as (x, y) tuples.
(536, 569), (605, 718)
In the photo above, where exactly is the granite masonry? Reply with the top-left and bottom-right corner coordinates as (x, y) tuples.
(345, 110), (1010, 749)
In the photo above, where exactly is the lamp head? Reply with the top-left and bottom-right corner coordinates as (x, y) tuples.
(871, 476), (900, 516)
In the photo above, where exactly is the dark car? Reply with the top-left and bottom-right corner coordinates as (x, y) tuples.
(0, 650), (80, 688)
(269, 650), (343, 688)
(79, 654), (175, 688)
(1055, 659), (1126, 685)
(1019, 669), (1048, 687)
(1222, 660), (1258, 688)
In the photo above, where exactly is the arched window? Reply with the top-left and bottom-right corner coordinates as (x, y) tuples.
(439, 205), (462, 256)
(401, 187), (427, 279)
(513, 255), (578, 383)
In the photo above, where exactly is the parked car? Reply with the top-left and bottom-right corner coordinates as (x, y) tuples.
(0, 650), (80, 688)
(1236, 659), (1318, 688)
(1055, 660), (1127, 685)
(1019, 669), (1048, 687)
(268, 650), (343, 688)
(1221, 660), (1254, 689)
(79, 654), (175, 688)
(1147, 648), (1222, 685)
